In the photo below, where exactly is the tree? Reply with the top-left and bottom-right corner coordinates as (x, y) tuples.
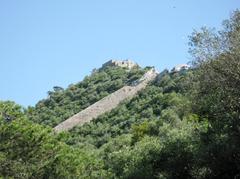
(189, 9), (240, 66)
(0, 117), (110, 178)
(0, 101), (24, 122)
(188, 9), (240, 178)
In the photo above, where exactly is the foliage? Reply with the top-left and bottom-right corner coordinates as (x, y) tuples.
(1, 10), (240, 179)
(188, 9), (240, 178)
(0, 101), (25, 122)
(27, 66), (145, 127)
(67, 71), (192, 148)
(0, 101), (110, 179)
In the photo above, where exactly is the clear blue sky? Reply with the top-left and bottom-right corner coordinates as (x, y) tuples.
(0, 0), (239, 107)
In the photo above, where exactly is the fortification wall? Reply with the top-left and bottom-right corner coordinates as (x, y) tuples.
(54, 69), (158, 132)
(102, 59), (137, 69)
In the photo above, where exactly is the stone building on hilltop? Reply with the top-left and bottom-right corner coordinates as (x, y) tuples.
(171, 64), (190, 73)
(102, 59), (138, 69)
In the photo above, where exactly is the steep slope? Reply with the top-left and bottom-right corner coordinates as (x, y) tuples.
(1, 69), (195, 179)
(2, 11), (240, 178)
(25, 60), (200, 178)
(27, 65), (146, 127)
(66, 70), (192, 148)
(54, 68), (158, 132)
(0, 68), (206, 179)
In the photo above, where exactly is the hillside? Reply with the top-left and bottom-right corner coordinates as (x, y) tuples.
(66, 70), (191, 148)
(0, 11), (240, 179)
(54, 68), (158, 132)
(27, 63), (147, 127)
(0, 68), (199, 178)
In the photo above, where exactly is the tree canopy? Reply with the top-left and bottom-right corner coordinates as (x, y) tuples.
(1, 9), (240, 179)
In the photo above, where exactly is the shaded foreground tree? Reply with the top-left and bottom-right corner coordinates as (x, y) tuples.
(189, 9), (240, 178)
(0, 101), (110, 179)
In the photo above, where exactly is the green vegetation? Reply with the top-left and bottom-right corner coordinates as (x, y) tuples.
(27, 66), (146, 127)
(1, 10), (240, 179)
(0, 101), (111, 178)
(67, 70), (192, 148)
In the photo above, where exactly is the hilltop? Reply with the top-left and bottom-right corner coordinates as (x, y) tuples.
(0, 11), (240, 179)
(27, 60), (147, 127)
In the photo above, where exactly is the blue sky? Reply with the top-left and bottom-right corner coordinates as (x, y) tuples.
(0, 0), (239, 107)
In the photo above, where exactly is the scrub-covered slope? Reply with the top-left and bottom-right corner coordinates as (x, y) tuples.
(54, 68), (158, 132)
(27, 65), (146, 127)
(66, 69), (193, 148)
(1, 10), (240, 179)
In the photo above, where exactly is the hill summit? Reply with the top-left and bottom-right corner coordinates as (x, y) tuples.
(102, 59), (138, 69)
(1, 11), (240, 178)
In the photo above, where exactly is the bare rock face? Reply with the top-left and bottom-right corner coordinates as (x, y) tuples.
(54, 68), (158, 132)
